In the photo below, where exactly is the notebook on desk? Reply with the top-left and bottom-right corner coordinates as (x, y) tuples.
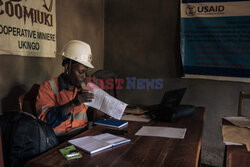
(68, 133), (131, 154)
(95, 119), (128, 128)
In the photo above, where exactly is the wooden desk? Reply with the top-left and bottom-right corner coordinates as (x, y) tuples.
(225, 146), (250, 167)
(25, 107), (205, 167)
(222, 119), (250, 167)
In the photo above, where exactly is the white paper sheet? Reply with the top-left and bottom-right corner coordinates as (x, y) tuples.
(224, 141), (243, 146)
(135, 126), (187, 139)
(84, 82), (128, 119)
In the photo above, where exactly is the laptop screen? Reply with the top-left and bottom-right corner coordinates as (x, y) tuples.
(160, 88), (187, 107)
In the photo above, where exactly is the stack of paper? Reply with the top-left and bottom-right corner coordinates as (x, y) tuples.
(223, 116), (250, 128)
(124, 107), (148, 115)
(121, 114), (151, 123)
(68, 133), (131, 154)
(221, 125), (250, 151)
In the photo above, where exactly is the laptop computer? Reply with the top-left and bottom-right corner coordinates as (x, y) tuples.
(160, 88), (187, 108)
(148, 88), (194, 122)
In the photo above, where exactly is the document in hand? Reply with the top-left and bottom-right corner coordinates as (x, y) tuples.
(135, 126), (186, 139)
(68, 133), (131, 154)
(84, 82), (128, 120)
(95, 119), (128, 128)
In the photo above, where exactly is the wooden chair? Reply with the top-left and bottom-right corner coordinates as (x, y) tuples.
(237, 91), (250, 116)
(19, 84), (40, 118)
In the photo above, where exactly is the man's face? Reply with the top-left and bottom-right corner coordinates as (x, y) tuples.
(68, 63), (88, 87)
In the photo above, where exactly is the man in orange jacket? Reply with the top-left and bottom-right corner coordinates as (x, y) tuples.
(36, 40), (94, 142)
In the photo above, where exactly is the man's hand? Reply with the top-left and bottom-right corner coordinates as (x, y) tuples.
(73, 89), (94, 106)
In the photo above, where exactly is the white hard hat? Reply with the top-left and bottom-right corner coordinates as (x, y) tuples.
(61, 40), (94, 68)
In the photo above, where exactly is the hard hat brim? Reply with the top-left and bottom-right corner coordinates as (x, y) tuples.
(63, 56), (94, 68)
(80, 60), (94, 68)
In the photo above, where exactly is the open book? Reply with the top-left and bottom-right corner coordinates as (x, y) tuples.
(68, 133), (131, 154)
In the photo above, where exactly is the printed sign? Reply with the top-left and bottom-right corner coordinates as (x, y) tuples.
(0, 0), (56, 57)
(181, 0), (250, 80)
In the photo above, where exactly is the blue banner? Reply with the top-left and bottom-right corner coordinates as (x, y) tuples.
(181, 0), (250, 79)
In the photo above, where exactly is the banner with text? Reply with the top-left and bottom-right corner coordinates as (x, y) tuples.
(181, 0), (250, 81)
(0, 0), (56, 57)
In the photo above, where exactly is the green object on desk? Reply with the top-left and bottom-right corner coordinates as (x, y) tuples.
(59, 145), (82, 160)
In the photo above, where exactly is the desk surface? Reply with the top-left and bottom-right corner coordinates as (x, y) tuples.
(222, 119), (250, 167)
(25, 107), (205, 167)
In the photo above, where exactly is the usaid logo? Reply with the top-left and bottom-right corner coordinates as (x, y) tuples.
(185, 5), (225, 16)
(186, 5), (196, 16)
(197, 5), (224, 13)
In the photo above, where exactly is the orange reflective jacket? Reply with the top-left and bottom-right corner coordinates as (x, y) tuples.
(36, 74), (88, 136)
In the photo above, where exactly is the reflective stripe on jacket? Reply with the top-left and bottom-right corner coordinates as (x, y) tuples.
(36, 75), (88, 136)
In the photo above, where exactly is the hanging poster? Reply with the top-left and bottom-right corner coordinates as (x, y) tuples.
(0, 0), (56, 57)
(181, 0), (250, 81)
